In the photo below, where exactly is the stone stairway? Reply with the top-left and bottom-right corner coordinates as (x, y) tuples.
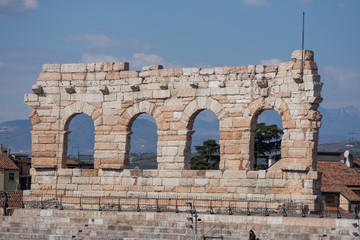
(1, 208), (360, 239)
(0, 209), (188, 240)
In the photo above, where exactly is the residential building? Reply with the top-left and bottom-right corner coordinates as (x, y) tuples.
(0, 147), (19, 191)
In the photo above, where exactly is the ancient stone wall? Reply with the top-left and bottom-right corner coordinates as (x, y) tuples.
(3, 209), (359, 240)
(24, 50), (323, 208)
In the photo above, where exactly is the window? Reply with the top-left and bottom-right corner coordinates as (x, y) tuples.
(324, 193), (339, 207)
(8, 172), (15, 182)
(252, 110), (283, 170)
(189, 109), (220, 170)
(65, 113), (95, 169)
(129, 113), (158, 169)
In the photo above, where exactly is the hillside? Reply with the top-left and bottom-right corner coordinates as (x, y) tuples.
(0, 106), (359, 156)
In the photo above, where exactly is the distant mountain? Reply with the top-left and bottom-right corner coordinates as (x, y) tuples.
(0, 120), (32, 155)
(0, 106), (359, 155)
(319, 106), (360, 144)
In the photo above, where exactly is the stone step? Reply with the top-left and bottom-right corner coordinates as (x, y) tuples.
(0, 216), (188, 239)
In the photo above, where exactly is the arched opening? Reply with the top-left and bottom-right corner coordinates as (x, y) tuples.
(252, 109), (283, 170)
(189, 109), (220, 170)
(65, 113), (95, 169)
(128, 113), (158, 169)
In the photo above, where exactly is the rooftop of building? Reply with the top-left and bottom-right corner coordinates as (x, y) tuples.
(0, 148), (19, 170)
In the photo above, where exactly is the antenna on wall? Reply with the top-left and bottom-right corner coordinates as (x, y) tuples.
(301, 11), (305, 78)
(0, 127), (11, 149)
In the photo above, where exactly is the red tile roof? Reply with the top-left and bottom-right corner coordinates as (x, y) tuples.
(0, 151), (19, 170)
(317, 161), (360, 202)
(66, 158), (79, 166)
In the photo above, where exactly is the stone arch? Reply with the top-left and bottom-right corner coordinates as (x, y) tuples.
(119, 101), (163, 169)
(121, 101), (158, 131)
(181, 97), (226, 126)
(58, 102), (101, 168)
(62, 102), (102, 130)
(246, 97), (292, 170)
(181, 97), (226, 169)
(247, 97), (293, 129)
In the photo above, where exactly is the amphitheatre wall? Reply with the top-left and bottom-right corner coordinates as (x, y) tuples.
(24, 50), (323, 208)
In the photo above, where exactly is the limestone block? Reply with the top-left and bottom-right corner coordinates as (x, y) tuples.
(86, 63), (95, 72)
(258, 170), (266, 179)
(153, 90), (170, 99)
(158, 170), (182, 178)
(182, 68), (200, 76)
(195, 178), (209, 187)
(36, 176), (56, 184)
(95, 72), (106, 81)
(153, 178), (162, 186)
(139, 71), (150, 78)
(61, 64), (87, 73)
(43, 64), (61, 72)
(122, 177), (136, 186)
(210, 87), (226, 95)
(72, 177), (90, 184)
(222, 170), (247, 179)
(222, 179), (242, 187)
(65, 184), (78, 190)
(113, 62), (129, 71)
(199, 68), (215, 75)
(256, 65), (265, 73)
(38, 73), (61, 81)
(94, 63), (104, 72)
(176, 88), (196, 97)
(208, 81), (220, 88)
(163, 178), (180, 186)
(204, 171), (221, 179)
(138, 177), (153, 186)
(265, 72), (276, 79)
(248, 65), (255, 73)
(257, 179), (273, 188)
(72, 169), (82, 177)
(101, 177), (121, 185)
(128, 78), (143, 86)
(24, 94), (39, 102)
(291, 50), (314, 62)
(57, 169), (73, 176)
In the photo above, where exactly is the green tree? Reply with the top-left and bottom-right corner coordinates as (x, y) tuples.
(254, 123), (283, 169)
(190, 123), (283, 170)
(191, 139), (220, 170)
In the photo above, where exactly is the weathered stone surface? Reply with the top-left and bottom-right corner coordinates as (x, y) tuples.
(25, 50), (323, 207)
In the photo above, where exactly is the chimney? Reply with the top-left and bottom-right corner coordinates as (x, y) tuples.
(268, 156), (275, 167)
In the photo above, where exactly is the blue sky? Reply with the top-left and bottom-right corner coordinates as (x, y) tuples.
(0, 0), (359, 123)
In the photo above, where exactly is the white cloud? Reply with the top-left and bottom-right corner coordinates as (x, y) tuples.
(66, 34), (154, 54)
(81, 53), (119, 63)
(260, 58), (281, 66)
(321, 66), (360, 108)
(197, 110), (219, 123)
(130, 53), (164, 70)
(66, 34), (122, 51)
(0, 0), (38, 17)
(338, 3), (345, 10)
(80, 51), (198, 71)
(241, 0), (268, 6)
(129, 38), (152, 52)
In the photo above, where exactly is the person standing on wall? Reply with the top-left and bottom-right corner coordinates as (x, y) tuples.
(1, 192), (10, 216)
(249, 230), (256, 240)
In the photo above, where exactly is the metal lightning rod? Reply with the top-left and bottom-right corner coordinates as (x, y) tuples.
(301, 11), (305, 78)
